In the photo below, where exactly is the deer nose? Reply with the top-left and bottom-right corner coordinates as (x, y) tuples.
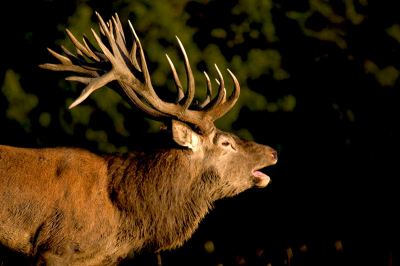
(271, 150), (278, 162)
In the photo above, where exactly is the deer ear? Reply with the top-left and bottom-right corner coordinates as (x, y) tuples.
(171, 120), (200, 151)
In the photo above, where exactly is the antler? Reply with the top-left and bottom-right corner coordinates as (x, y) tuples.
(40, 12), (240, 135)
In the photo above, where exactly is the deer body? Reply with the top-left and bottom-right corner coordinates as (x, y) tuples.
(0, 126), (275, 265)
(0, 145), (121, 265)
(1, 13), (277, 265)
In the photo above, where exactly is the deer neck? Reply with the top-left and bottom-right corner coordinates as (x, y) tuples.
(105, 149), (214, 252)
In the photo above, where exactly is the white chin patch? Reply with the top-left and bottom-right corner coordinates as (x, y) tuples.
(253, 170), (271, 188)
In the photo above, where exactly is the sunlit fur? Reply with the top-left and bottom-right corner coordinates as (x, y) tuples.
(0, 128), (276, 265)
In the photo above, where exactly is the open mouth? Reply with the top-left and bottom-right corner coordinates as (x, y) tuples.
(252, 169), (271, 188)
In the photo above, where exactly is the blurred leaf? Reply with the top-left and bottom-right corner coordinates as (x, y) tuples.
(375, 66), (399, 87)
(232, 0), (277, 42)
(1, 69), (38, 132)
(211, 28), (227, 39)
(343, 0), (365, 25)
(364, 60), (399, 86)
(39, 112), (51, 128)
(386, 24), (400, 43)
(277, 94), (296, 112)
(69, 103), (93, 125)
(246, 49), (290, 80)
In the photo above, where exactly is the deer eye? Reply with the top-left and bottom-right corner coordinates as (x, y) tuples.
(222, 142), (230, 147)
(221, 141), (236, 151)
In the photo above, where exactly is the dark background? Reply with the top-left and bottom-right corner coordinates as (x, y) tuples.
(1, 0), (398, 265)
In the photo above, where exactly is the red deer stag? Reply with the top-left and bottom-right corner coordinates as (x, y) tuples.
(0, 13), (277, 266)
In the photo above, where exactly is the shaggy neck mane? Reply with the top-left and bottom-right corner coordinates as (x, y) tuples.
(105, 148), (215, 252)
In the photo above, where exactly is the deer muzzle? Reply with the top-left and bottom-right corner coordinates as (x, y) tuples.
(252, 147), (277, 187)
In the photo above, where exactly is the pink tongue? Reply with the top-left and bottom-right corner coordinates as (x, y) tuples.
(253, 170), (269, 179)
(253, 171), (271, 187)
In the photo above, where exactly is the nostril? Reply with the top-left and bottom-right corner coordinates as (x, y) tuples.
(271, 151), (278, 161)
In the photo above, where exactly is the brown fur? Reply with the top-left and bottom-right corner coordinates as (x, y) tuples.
(0, 126), (276, 265)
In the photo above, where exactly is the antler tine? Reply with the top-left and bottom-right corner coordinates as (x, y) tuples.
(96, 13), (120, 61)
(65, 76), (92, 84)
(108, 19), (114, 40)
(114, 13), (126, 44)
(99, 21), (106, 36)
(111, 16), (136, 72)
(75, 46), (86, 61)
(175, 36), (195, 111)
(90, 29), (117, 66)
(57, 43), (104, 72)
(128, 20), (151, 84)
(46, 48), (71, 65)
(82, 35), (107, 61)
(98, 20), (107, 38)
(82, 38), (101, 62)
(97, 13), (113, 53)
(201, 64), (226, 111)
(214, 78), (227, 104)
(67, 71), (115, 109)
(200, 72), (212, 109)
(112, 16), (124, 46)
(39, 48), (99, 77)
(130, 39), (139, 70)
(214, 64), (226, 104)
(165, 54), (185, 103)
(95, 13), (140, 75)
(127, 21), (139, 70)
(60, 45), (84, 64)
(208, 69), (240, 121)
(66, 29), (100, 62)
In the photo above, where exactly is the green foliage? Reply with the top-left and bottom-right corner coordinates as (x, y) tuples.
(1, 69), (38, 132)
(232, 0), (277, 42)
(365, 61), (400, 87)
(38, 112), (51, 128)
(246, 49), (289, 80)
(386, 24), (400, 43)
